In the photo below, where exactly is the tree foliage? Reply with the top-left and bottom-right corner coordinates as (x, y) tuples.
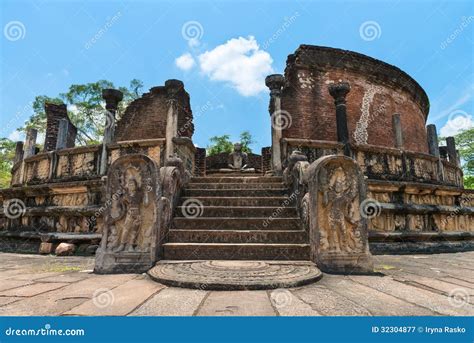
(206, 131), (255, 156)
(452, 127), (474, 189)
(0, 138), (16, 188)
(18, 79), (144, 146)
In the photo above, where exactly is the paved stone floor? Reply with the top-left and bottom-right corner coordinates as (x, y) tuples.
(0, 252), (472, 316)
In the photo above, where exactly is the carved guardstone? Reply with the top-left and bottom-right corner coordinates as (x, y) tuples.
(305, 155), (374, 274)
(95, 154), (162, 274)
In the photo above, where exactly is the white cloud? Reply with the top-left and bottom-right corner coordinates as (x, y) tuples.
(439, 112), (473, 137)
(175, 53), (196, 71)
(197, 36), (274, 96)
(8, 130), (23, 141)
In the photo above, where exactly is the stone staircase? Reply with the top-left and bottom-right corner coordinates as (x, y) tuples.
(162, 174), (310, 260)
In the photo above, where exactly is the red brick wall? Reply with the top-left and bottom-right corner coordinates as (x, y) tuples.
(281, 46), (429, 153)
(115, 80), (194, 142)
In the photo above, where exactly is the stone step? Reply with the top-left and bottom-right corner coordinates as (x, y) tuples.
(163, 243), (310, 260)
(175, 206), (297, 218)
(180, 196), (292, 207)
(186, 182), (285, 190)
(173, 217), (300, 230)
(190, 176), (283, 184)
(168, 229), (308, 244)
(184, 188), (288, 197)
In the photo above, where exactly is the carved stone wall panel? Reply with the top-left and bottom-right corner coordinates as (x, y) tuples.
(56, 151), (98, 179)
(305, 155), (374, 273)
(24, 155), (52, 184)
(95, 154), (162, 274)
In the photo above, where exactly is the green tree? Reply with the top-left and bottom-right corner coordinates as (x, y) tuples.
(0, 138), (16, 188)
(206, 131), (256, 156)
(453, 127), (474, 189)
(17, 79), (143, 146)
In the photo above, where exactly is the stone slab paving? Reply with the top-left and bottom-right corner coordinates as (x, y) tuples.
(0, 252), (472, 316)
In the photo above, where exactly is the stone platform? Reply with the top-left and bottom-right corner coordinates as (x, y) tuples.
(147, 260), (323, 290)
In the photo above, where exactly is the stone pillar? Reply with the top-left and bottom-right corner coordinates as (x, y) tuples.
(265, 74), (285, 175)
(44, 103), (68, 151)
(23, 128), (37, 158)
(392, 113), (403, 149)
(13, 141), (24, 164)
(55, 119), (69, 150)
(328, 82), (351, 156)
(446, 136), (458, 166)
(426, 124), (440, 157)
(100, 89), (123, 175)
(164, 80), (183, 162)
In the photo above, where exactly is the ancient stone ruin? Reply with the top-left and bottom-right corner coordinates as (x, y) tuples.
(1, 45), (473, 287)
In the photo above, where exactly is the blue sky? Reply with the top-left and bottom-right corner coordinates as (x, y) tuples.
(1, 0), (472, 151)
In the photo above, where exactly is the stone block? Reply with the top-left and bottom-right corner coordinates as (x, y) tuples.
(55, 243), (76, 256)
(39, 242), (53, 255)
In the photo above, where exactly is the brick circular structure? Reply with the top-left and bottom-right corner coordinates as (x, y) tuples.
(281, 45), (430, 153)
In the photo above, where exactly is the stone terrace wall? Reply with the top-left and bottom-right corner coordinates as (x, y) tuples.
(281, 45), (430, 153)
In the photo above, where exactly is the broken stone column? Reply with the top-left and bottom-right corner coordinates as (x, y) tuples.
(165, 80), (183, 162)
(392, 113), (403, 149)
(426, 124), (440, 157)
(328, 82), (351, 156)
(100, 89), (123, 175)
(265, 74), (285, 175)
(304, 155), (374, 274)
(13, 141), (24, 164)
(23, 128), (37, 158)
(446, 136), (458, 166)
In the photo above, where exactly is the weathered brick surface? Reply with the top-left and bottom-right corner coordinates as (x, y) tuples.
(44, 103), (77, 151)
(281, 46), (429, 153)
(115, 80), (194, 142)
(194, 147), (206, 176)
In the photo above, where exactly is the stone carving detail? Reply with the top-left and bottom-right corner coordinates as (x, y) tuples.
(220, 143), (255, 173)
(95, 154), (162, 274)
(305, 155), (373, 273)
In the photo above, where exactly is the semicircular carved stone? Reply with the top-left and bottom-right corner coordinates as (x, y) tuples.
(95, 154), (162, 274)
(305, 155), (374, 274)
